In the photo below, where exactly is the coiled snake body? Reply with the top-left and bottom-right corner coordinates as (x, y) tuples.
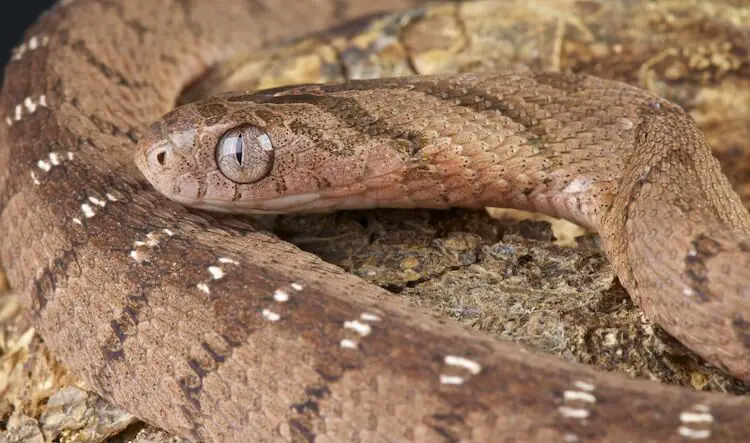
(2, 1), (750, 441)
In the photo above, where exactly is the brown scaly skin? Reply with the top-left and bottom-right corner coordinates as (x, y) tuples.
(2, 1), (750, 442)
(138, 73), (750, 381)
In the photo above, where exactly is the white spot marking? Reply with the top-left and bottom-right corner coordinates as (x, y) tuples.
(262, 309), (281, 322)
(11, 44), (26, 61)
(677, 427), (711, 440)
(208, 266), (225, 280)
(37, 159), (51, 172)
(340, 339), (358, 349)
(129, 250), (148, 263)
(11, 95), (48, 122)
(6, 116), (12, 126)
(162, 228), (174, 236)
(218, 257), (239, 265)
(676, 406), (714, 441)
(444, 355), (482, 375)
(558, 406), (590, 419)
(360, 313), (381, 322)
(67, 151), (75, 160)
(344, 320), (372, 336)
(88, 196), (106, 207)
(196, 283), (210, 295)
(683, 287), (695, 297)
(680, 411), (714, 424)
(439, 375), (465, 385)
(12, 35), (48, 61)
(106, 193), (118, 202)
(290, 282), (304, 291)
(144, 232), (161, 247)
(573, 381), (596, 392)
(72, 218), (82, 225)
(564, 390), (596, 403)
(81, 203), (95, 218)
(129, 230), (175, 264)
(273, 289), (290, 302)
(30, 172), (40, 185)
(24, 97), (37, 113)
(32, 151), (76, 184)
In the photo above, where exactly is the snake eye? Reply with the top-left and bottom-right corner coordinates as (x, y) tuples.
(216, 125), (274, 183)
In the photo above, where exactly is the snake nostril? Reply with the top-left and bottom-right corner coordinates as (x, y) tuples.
(149, 147), (169, 170)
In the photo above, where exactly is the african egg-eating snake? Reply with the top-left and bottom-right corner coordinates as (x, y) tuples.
(2, 1), (750, 441)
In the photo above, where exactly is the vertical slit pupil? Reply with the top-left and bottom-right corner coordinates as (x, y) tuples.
(233, 135), (243, 165)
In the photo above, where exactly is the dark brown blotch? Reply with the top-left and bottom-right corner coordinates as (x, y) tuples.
(201, 341), (229, 363)
(176, 373), (203, 409)
(197, 103), (228, 126)
(187, 358), (211, 379)
(254, 109), (284, 125)
(426, 412), (466, 443)
(29, 248), (79, 316)
(691, 233), (723, 257)
(290, 399), (320, 415)
(684, 233), (725, 302)
(733, 314), (750, 350)
(109, 319), (130, 342)
(288, 418), (316, 443)
(315, 361), (344, 382)
(100, 336), (126, 361)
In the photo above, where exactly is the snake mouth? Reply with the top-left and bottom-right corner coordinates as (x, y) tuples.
(166, 190), (412, 214)
(168, 191), (327, 214)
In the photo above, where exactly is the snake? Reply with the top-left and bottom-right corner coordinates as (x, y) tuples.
(2, 0), (750, 441)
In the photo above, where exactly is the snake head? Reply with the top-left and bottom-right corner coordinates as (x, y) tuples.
(135, 87), (412, 214)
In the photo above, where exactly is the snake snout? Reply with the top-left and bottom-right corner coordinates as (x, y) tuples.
(135, 122), (194, 200)
(135, 106), (204, 192)
(135, 131), (171, 181)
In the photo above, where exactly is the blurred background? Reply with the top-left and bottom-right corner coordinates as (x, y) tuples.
(1, 1), (56, 81)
